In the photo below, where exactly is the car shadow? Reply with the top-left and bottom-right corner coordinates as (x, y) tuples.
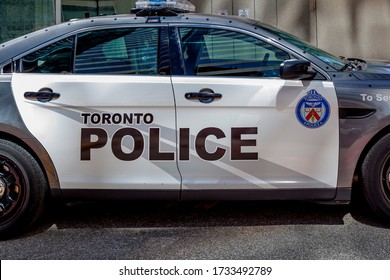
(349, 186), (390, 229)
(14, 197), (388, 240)
(42, 198), (388, 230)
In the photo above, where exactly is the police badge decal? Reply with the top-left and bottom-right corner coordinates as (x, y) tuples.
(296, 89), (330, 129)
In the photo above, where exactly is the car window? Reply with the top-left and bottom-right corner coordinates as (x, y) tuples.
(21, 37), (74, 73)
(1, 62), (12, 74)
(75, 27), (158, 75)
(260, 24), (345, 70)
(179, 27), (290, 77)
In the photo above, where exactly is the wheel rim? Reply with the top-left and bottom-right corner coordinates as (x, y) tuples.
(381, 154), (390, 201)
(0, 156), (26, 225)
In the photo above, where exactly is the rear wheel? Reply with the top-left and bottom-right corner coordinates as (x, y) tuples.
(0, 139), (48, 237)
(361, 134), (390, 220)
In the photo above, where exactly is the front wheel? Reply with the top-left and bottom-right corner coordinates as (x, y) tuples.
(361, 134), (390, 220)
(0, 139), (48, 237)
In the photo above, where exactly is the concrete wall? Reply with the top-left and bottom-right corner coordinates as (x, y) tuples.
(191, 0), (390, 60)
(190, 0), (311, 41)
(316, 0), (390, 60)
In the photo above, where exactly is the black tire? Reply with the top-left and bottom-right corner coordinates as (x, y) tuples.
(0, 139), (48, 238)
(361, 134), (390, 220)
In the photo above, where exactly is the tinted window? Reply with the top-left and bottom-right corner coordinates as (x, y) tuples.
(1, 62), (12, 74)
(21, 37), (74, 73)
(179, 28), (290, 77)
(260, 24), (344, 70)
(75, 28), (158, 75)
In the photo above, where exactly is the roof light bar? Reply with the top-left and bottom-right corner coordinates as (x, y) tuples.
(134, 0), (195, 13)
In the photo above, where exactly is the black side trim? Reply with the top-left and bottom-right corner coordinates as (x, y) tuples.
(62, 189), (180, 201)
(62, 188), (337, 202)
(181, 189), (336, 201)
(339, 108), (376, 119)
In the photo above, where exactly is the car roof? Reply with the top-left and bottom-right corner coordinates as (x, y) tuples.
(0, 13), (272, 66)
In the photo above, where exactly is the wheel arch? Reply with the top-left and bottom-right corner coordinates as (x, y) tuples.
(0, 124), (61, 199)
(354, 124), (390, 184)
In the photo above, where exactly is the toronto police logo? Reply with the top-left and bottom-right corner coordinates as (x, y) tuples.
(295, 89), (330, 128)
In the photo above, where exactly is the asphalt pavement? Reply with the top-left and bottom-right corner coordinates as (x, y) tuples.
(1, 196), (390, 260)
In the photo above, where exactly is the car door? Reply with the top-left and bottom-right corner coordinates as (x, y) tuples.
(11, 26), (181, 196)
(171, 26), (339, 200)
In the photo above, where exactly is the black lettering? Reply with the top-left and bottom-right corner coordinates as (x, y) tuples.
(134, 113), (143, 124)
(80, 128), (108, 160)
(112, 128), (144, 161)
(179, 128), (190, 161)
(81, 113), (90, 124)
(149, 128), (174, 160)
(144, 113), (154, 124)
(123, 113), (133, 125)
(112, 113), (122, 124)
(80, 112), (155, 125)
(102, 113), (111, 124)
(91, 113), (101, 124)
(231, 127), (258, 160)
(195, 127), (226, 161)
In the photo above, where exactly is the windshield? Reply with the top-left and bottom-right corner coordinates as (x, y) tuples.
(259, 24), (345, 70)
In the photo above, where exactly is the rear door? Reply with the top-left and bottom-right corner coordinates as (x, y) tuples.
(171, 26), (339, 199)
(11, 26), (181, 196)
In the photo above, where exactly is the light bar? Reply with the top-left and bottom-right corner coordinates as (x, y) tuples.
(135, 0), (195, 12)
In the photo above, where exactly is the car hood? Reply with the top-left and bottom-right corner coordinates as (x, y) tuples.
(367, 60), (390, 72)
(352, 60), (390, 80)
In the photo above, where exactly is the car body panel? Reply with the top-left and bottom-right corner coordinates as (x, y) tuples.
(335, 77), (390, 190)
(1, 12), (390, 204)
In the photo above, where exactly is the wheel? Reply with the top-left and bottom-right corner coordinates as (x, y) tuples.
(361, 134), (390, 220)
(0, 139), (48, 237)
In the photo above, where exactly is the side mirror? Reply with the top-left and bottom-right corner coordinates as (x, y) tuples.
(280, 59), (317, 80)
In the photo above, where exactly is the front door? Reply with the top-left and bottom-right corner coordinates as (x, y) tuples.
(171, 27), (339, 199)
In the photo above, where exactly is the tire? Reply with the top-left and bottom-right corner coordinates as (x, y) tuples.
(0, 139), (48, 238)
(361, 134), (390, 220)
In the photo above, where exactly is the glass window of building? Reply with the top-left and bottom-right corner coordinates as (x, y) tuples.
(0, 0), (56, 43)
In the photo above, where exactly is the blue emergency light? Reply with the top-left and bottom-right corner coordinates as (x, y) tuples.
(135, 0), (195, 13)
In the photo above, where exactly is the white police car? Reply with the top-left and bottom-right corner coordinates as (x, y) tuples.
(1, 0), (390, 236)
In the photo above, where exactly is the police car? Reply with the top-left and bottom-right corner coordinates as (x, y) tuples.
(1, 0), (390, 236)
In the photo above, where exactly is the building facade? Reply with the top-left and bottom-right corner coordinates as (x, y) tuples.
(0, 0), (390, 60)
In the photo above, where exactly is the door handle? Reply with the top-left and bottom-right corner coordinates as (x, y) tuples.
(185, 88), (222, 104)
(24, 87), (60, 103)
